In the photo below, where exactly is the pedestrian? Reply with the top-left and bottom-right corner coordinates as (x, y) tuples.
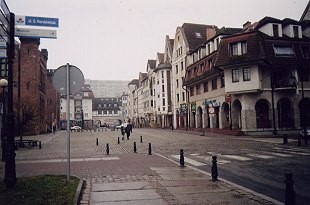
(125, 123), (132, 140)
(170, 122), (174, 131)
(120, 126), (125, 140)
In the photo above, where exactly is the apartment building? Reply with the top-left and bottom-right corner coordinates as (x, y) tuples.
(183, 27), (242, 130)
(215, 16), (310, 135)
(171, 23), (218, 129)
(60, 85), (94, 129)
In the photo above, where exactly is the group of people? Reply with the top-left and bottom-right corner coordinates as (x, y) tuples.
(120, 122), (133, 140)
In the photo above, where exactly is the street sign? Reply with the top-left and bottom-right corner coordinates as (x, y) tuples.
(52, 64), (84, 95)
(15, 15), (59, 28)
(208, 107), (215, 114)
(15, 27), (57, 39)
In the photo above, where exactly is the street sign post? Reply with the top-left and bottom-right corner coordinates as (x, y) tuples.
(15, 27), (57, 39)
(15, 15), (59, 28)
(53, 64), (84, 181)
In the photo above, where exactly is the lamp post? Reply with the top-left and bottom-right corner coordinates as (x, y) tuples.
(0, 78), (8, 162)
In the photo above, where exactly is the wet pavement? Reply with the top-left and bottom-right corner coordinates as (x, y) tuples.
(0, 129), (287, 204)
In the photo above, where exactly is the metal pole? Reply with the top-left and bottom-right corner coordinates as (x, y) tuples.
(66, 63), (71, 181)
(4, 12), (17, 188)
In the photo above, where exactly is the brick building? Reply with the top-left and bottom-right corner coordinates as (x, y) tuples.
(13, 38), (51, 135)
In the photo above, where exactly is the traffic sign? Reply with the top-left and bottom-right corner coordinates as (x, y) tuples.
(0, 38), (6, 48)
(15, 15), (59, 28)
(52, 64), (84, 95)
(15, 27), (57, 39)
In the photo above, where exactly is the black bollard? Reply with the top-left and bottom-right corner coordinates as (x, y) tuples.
(180, 149), (185, 167)
(305, 136), (308, 146)
(106, 143), (110, 155)
(283, 134), (288, 144)
(96, 138), (98, 146)
(284, 173), (296, 205)
(148, 143), (152, 155)
(211, 156), (218, 181)
(134, 142), (137, 153)
(298, 136), (301, 147)
(118, 137), (120, 144)
(39, 141), (42, 149)
(140, 136), (143, 143)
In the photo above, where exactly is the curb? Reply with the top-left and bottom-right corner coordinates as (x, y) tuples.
(73, 175), (84, 205)
(155, 153), (283, 205)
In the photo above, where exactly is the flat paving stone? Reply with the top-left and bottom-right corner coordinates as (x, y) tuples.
(92, 181), (152, 192)
(151, 167), (209, 180)
(92, 198), (168, 205)
(165, 184), (231, 194)
(91, 189), (162, 202)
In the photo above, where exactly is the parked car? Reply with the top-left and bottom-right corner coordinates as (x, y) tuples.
(70, 126), (81, 131)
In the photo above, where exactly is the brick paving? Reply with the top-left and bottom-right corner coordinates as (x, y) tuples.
(0, 129), (281, 204)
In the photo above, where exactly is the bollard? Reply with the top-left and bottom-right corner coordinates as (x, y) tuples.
(283, 134), (288, 144)
(148, 143), (152, 155)
(305, 135), (308, 146)
(140, 136), (143, 143)
(298, 136), (301, 147)
(284, 173), (296, 205)
(96, 138), (98, 146)
(211, 156), (218, 181)
(200, 130), (205, 136)
(180, 149), (185, 167)
(118, 137), (120, 144)
(39, 141), (42, 149)
(106, 143), (110, 155)
(134, 142), (137, 153)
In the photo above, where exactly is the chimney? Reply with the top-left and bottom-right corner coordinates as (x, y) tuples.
(243, 21), (251, 30)
(206, 26), (217, 40)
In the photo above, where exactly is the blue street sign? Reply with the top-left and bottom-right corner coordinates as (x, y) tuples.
(15, 15), (59, 28)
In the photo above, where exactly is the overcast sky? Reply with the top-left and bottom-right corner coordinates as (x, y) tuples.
(7, 0), (309, 81)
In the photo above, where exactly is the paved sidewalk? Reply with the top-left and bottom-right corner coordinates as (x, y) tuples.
(0, 130), (283, 204)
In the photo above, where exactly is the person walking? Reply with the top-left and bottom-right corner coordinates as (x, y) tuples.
(125, 123), (132, 140)
(120, 126), (125, 140)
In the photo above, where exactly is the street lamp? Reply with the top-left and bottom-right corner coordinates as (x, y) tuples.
(0, 78), (8, 162)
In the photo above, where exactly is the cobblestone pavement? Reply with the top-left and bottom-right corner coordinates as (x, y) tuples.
(0, 129), (297, 204)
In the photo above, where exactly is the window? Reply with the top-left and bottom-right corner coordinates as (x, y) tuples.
(176, 79), (179, 88)
(232, 69), (239, 82)
(293, 26), (299, 38)
(196, 85), (200, 95)
(161, 71), (164, 78)
(203, 82), (208, 92)
(273, 45), (295, 57)
(162, 85), (165, 92)
(241, 42), (247, 54)
(273, 24), (279, 37)
(243, 68), (251, 81)
(208, 59), (212, 70)
(211, 79), (217, 90)
(176, 65), (178, 74)
(182, 92), (185, 101)
(207, 44), (210, 55)
(176, 94), (179, 102)
(221, 76), (225, 87)
(162, 98), (165, 106)
(190, 87), (194, 96)
(231, 43), (238, 56)
(181, 61), (184, 70)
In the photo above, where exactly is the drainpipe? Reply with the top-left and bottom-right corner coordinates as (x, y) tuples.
(182, 86), (190, 130)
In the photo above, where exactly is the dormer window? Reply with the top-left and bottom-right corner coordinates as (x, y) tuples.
(273, 24), (279, 37)
(230, 41), (247, 56)
(273, 45), (295, 57)
(293, 26), (298, 38)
